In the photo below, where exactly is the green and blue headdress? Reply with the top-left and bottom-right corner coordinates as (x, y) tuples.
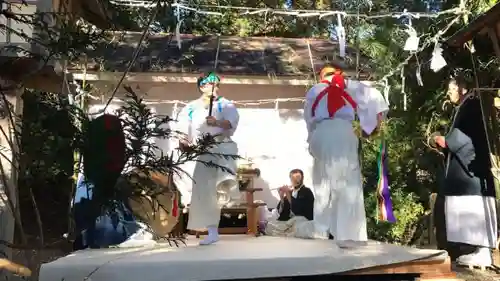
(197, 72), (221, 88)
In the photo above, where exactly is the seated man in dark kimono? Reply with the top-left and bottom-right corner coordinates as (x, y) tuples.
(275, 169), (314, 221)
(260, 169), (315, 237)
(431, 77), (497, 267)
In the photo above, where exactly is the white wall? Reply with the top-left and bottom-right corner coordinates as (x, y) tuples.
(150, 103), (312, 208)
(89, 82), (312, 208)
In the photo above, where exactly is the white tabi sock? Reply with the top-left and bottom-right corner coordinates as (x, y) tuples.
(456, 247), (493, 267)
(312, 222), (329, 240)
(337, 240), (368, 249)
(200, 226), (219, 245)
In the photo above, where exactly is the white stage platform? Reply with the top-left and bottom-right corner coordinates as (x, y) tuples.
(39, 236), (450, 281)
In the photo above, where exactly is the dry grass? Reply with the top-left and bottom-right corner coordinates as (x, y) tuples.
(453, 263), (500, 281)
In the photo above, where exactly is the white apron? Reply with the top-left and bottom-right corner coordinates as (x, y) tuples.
(445, 196), (497, 248)
(308, 119), (367, 242)
(187, 140), (238, 231)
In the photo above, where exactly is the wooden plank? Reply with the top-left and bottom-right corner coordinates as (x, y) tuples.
(343, 257), (456, 280)
(221, 207), (247, 213)
(188, 227), (248, 236)
(220, 227), (248, 234)
(429, 193), (437, 246)
(487, 26), (500, 59)
(246, 177), (257, 235)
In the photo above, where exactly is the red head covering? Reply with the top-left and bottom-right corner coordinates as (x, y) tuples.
(311, 66), (356, 118)
(319, 66), (337, 80)
(320, 66), (345, 89)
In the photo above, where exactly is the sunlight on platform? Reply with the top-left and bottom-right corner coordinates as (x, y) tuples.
(39, 235), (448, 281)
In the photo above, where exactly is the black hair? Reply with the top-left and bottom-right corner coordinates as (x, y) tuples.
(196, 75), (206, 88)
(449, 68), (472, 90)
(450, 75), (467, 89)
(289, 169), (304, 178)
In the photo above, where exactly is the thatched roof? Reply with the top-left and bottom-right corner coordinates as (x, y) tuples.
(70, 33), (372, 78)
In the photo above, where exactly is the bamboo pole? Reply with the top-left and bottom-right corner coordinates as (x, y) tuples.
(0, 258), (31, 277)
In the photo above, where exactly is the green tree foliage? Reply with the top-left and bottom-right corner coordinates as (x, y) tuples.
(18, 91), (76, 243)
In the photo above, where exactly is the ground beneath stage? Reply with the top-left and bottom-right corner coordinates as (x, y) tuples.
(39, 235), (448, 281)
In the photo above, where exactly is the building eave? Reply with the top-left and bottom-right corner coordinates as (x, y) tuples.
(71, 69), (371, 86)
(72, 71), (314, 86)
(447, 3), (500, 47)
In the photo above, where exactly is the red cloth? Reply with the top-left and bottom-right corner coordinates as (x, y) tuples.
(311, 73), (357, 118)
(172, 193), (178, 217)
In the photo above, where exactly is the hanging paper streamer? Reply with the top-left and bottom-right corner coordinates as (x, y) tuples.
(335, 14), (346, 57)
(376, 140), (396, 223)
(415, 56), (423, 86)
(382, 78), (390, 104)
(398, 9), (420, 52)
(430, 42), (447, 72)
(175, 19), (184, 50)
(400, 67), (407, 111)
(403, 26), (419, 51)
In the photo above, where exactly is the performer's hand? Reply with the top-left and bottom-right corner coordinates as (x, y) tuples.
(278, 186), (285, 198)
(433, 135), (446, 148)
(279, 185), (292, 196)
(278, 185), (289, 198)
(206, 116), (217, 127)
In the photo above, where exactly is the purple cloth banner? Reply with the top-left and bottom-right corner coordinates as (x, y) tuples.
(376, 141), (396, 223)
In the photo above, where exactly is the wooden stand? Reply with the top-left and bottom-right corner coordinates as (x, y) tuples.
(242, 186), (265, 235)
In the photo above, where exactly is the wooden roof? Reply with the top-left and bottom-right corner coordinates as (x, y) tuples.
(447, 3), (500, 47)
(0, 57), (63, 93)
(54, 0), (113, 29)
(70, 33), (372, 79)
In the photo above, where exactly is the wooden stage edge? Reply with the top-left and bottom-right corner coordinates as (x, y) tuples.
(182, 234), (459, 280)
(342, 256), (459, 280)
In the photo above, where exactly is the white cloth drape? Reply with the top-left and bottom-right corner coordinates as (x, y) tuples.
(347, 80), (389, 135)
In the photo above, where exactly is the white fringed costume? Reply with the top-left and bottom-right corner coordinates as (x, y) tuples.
(175, 97), (240, 233)
(304, 76), (389, 244)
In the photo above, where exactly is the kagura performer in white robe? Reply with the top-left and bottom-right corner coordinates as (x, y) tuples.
(176, 72), (240, 245)
(304, 66), (389, 246)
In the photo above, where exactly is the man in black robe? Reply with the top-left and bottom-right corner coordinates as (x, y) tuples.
(432, 77), (497, 267)
(260, 169), (315, 237)
(275, 169), (314, 221)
